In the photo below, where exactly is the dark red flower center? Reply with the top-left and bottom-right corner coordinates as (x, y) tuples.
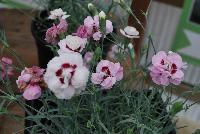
(66, 44), (81, 52)
(161, 59), (165, 65)
(62, 63), (70, 68)
(55, 63), (77, 84)
(56, 69), (62, 76)
(171, 63), (177, 74)
(102, 66), (111, 79)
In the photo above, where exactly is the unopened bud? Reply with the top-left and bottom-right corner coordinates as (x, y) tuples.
(99, 11), (106, 19)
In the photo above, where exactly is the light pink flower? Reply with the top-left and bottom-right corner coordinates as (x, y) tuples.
(0, 57), (14, 80)
(84, 16), (95, 28)
(93, 31), (102, 41)
(91, 60), (123, 89)
(23, 85), (42, 100)
(106, 20), (113, 34)
(73, 25), (91, 38)
(149, 51), (186, 86)
(82, 15), (113, 41)
(84, 16), (99, 30)
(57, 19), (68, 34)
(16, 66), (45, 100)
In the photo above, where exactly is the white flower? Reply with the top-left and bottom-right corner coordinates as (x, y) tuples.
(99, 11), (106, 19)
(44, 53), (89, 99)
(120, 26), (139, 38)
(58, 35), (87, 55)
(48, 8), (70, 20)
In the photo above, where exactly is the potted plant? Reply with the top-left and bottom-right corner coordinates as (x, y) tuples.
(0, 0), (199, 133)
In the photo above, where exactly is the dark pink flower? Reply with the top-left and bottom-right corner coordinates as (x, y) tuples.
(73, 25), (91, 38)
(45, 19), (68, 44)
(57, 19), (68, 34)
(16, 66), (45, 100)
(45, 24), (58, 44)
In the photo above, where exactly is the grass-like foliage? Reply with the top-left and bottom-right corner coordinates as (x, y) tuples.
(21, 86), (174, 134)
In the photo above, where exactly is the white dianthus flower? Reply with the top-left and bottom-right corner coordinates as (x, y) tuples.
(120, 26), (139, 38)
(58, 35), (87, 55)
(48, 8), (70, 20)
(44, 53), (89, 99)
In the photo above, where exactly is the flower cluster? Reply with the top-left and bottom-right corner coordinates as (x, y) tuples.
(74, 11), (113, 41)
(0, 57), (14, 80)
(149, 51), (187, 86)
(16, 66), (45, 100)
(16, 7), (187, 101)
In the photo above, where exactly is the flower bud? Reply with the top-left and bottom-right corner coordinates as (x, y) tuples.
(88, 3), (98, 15)
(99, 11), (106, 19)
(88, 3), (94, 9)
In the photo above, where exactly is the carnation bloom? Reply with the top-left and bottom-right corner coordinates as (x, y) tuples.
(48, 8), (70, 20)
(120, 26), (139, 38)
(0, 57), (14, 80)
(73, 25), (91, 38)
(91, 60), (123, 89)
(57, 19), (68, 33)
(45, 24), (58, 44)
(82, 15), (113, 41)
(45, 20), (68, 44)
(84, 15), (99, 32)
(149, 51), (187, 86)
(58, 35), (87, 54)
(44, 53), (89, 99)
(16, 66), (45, 100)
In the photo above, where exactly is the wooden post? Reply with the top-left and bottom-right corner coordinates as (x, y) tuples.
(128, 0), (151, 63)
